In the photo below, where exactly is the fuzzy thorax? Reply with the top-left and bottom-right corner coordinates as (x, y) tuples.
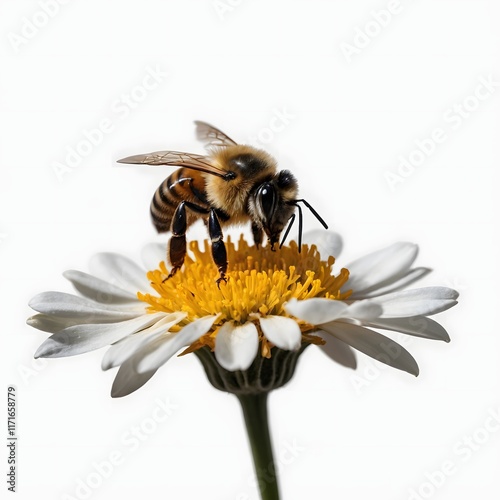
(204, 145), (279, 220)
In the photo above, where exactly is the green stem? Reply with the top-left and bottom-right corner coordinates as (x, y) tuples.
(237, 392), (280, 500)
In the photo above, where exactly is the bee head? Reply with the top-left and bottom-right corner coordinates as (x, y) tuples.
(251, 170), (299, 249)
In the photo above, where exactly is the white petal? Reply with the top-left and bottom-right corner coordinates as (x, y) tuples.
(321, 322), (419, 376)
(89, 253), (150, 294)
(137, 315), (218, 373)
(34, 313), (165, 358)
(102, 312), (187, 370)
(141, 243), (167, 271)
(29, 292), (144, 320)
(63, 270), (138, 304)
(215, 322), (259, 371)
(259, 316), (301, 350)
(366, 316), (450, 342)
(285, 298), (348, 325)
(27, 314), (82, 334)
(111, 365), (157, 398)
(301, 230), (343, 259)
(374, 287), (459, 318)
(343, 242), (418, 295)
(111, 338), (164, 397)
(351, 267), (431, 299)
(317, 332), (357, 369)
(342, 300), (383, 321)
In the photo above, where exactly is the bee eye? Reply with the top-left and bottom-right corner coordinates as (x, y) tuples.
(257, 183), (276, 218)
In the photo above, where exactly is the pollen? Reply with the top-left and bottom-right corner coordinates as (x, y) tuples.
(138, 235), (351, 353)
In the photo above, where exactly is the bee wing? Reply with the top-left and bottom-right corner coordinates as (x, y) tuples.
(194, 120), (238, 149)
(117, 150), (228, 178)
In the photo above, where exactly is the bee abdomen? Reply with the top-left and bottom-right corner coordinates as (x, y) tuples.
(150, 168), (207, 233)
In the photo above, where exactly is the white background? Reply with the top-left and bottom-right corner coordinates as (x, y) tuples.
(1, 1), (499, 499)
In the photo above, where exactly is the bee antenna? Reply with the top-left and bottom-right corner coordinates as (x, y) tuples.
(279, 213), (296, 249)
(294, 199), (328, 230)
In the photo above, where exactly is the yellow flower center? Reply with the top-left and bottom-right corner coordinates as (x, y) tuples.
(138, 235), (351, 355)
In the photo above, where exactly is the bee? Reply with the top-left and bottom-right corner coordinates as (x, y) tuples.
(118, 121), (328, 285)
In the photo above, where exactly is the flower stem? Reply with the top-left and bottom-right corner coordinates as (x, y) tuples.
(237, 392), (280, 500)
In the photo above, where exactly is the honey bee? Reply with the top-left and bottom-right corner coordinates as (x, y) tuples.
(118, 121), (327, 284)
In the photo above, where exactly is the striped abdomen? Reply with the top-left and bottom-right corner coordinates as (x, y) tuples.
(150, 168), (209, 233)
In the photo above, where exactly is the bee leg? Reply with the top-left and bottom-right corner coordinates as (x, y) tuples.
(164, 200), (210, 282)
(165, 201), (188, 281)
(208, 209), (228, 288)
(251, 223), (263, 249)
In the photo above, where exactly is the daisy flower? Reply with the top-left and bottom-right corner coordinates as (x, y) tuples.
(28, 231), (457, 397)
(28, 231), (458, 500)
